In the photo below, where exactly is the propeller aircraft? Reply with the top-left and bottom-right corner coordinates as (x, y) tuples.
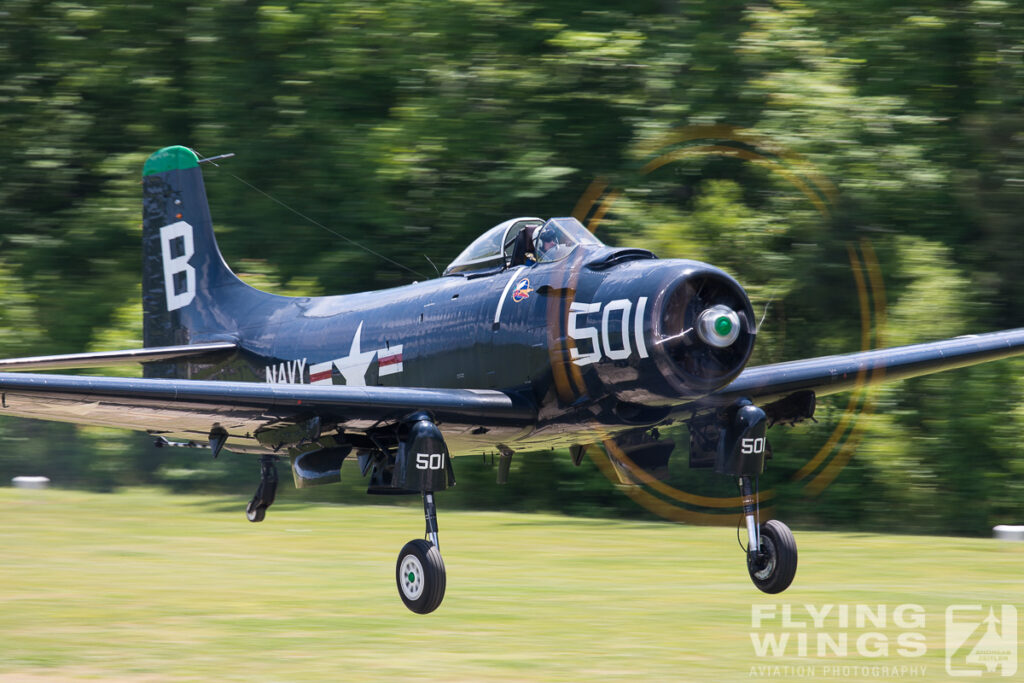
(3, 145), (1024, 614)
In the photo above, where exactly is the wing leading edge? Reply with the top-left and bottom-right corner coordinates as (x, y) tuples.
(701, 327), (1024, 409)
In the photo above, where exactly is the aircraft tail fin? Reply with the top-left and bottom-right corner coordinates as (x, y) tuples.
(141, 146), (254, 376)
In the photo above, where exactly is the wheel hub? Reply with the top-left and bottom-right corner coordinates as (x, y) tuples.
(751, 535), (777, 580)
(399, 554), (425, 600)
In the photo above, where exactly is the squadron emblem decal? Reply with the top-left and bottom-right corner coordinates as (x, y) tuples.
(511, 277), (533, 303)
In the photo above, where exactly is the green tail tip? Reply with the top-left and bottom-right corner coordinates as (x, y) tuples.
(143, 146), (199, 177)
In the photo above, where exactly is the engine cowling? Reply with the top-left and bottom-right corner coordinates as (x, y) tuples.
(574, 259), (756, 405)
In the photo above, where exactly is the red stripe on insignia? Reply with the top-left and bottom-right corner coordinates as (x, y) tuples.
(378, 353), (403, 367)
(310, 370), (332, 382)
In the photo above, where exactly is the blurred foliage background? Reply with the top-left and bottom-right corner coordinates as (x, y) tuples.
(2, 0), (1024, 534)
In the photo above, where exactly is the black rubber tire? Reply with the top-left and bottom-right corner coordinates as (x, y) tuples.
(748, 519), (797, 594)
(396, 539), (446, 614)
(245, 500), (266, 523)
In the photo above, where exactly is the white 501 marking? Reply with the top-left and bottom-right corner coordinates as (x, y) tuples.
(416, 453), (445, 470)
(568, 297), (649, 366)
(741, 437), (766, 455)
(160, 221), (196, 311)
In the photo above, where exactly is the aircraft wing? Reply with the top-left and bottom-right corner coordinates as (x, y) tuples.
(700, 328), (1024, 409)
(3, 329), (1023, 452)
(0, 372), (536, 452)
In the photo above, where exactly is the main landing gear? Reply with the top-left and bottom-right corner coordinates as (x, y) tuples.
(690, 398), (801, 594)
(396, 492), (446, 614)
(360, 412), (454, 614)
(246, 455), (278, 523)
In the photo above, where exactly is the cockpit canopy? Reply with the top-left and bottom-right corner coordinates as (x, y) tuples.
(444, 216), (604, 276)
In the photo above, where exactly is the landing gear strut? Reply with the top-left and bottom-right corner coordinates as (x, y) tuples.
(396, 491), (446, 614)
(246, 455), (278, 523)
(740, 475), (797, 594)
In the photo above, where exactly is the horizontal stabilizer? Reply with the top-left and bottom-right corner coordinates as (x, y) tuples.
(0, 342), (237, 372)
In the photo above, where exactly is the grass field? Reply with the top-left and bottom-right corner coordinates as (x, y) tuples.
(0, 488), (1020, 682)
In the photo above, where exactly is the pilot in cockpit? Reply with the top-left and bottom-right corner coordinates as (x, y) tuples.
(534, 225), (570, 261)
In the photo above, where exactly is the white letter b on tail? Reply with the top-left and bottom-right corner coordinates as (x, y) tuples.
(160, 221), (196, 311)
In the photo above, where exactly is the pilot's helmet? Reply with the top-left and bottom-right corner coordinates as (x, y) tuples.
(537, 226), (558, 247)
